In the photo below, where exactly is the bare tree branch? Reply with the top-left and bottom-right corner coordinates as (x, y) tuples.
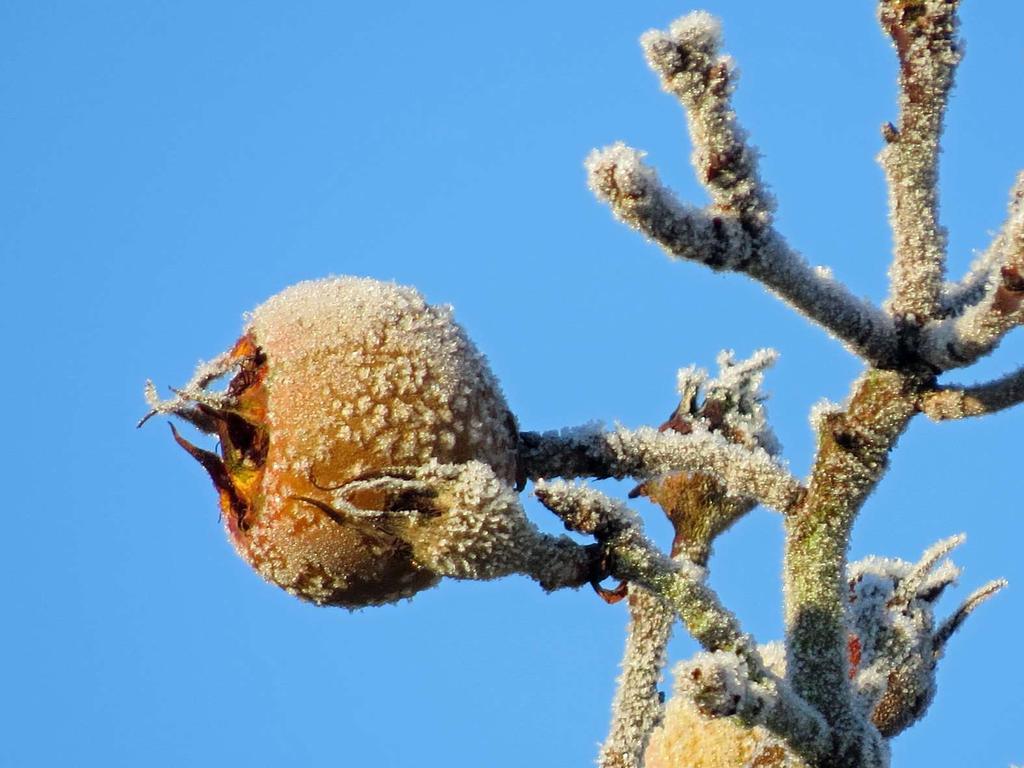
(784, 369), (923, 749)
(586, 143), (898, 365)
(640, 12), (774, 225)
(879, 0), (962, 321)
(919, 365), (1024, 420)
(938, 174), (1024, 315)
(920, 173), (1024, 368)
(519, 424), (804, 514)
(598, 588), (674, 768)
(535, 481), (831, 763)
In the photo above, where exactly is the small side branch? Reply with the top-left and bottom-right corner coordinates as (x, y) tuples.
(640, 12), (774, 224)
(535, 480), (748, 655)
(938, 175), (1024, 315)
(600, 349), (778, 768)
(586, 144), (898, 365)
(919, 366), (1024, 420)
(519, 424), (804, 514)
(933, 579), (1007, 652)
(598, 589), (674, 768)
(879, 0), (962, 320)
(920, 173), (1024, 368)
(586, 143), (753, 271)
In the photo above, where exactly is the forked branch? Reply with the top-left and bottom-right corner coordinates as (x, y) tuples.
(535, 481), (831, 763)
(598, 350), (778, 767)
(587, 145), (899, 369)
(640, 12), (774, 225)
(587, 15), (900, 367)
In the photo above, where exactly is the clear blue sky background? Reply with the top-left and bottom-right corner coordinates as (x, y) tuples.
(3, 2), (1022, 766)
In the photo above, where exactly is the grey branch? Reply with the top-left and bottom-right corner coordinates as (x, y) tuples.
(534, 480), (747, 653)
(599, 345), (784, 768)
(919, 366), (1024, 420)
(938, 175), (1024, 314)
(640, 12), (774, 225)
(879, 0), (962, 320)
(920, 173), (1024, 369)
(519, 423), (804, 513)
(597, 588), (674, 768)
(586, 143), (898, 365)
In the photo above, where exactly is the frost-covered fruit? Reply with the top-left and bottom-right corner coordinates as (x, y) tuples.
(151, 277), (520, 608)
(643, 644), (807, 768)
(644, 704), (805, 768)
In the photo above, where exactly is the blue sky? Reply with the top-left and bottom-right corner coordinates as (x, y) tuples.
(2, 2), (1022, 766)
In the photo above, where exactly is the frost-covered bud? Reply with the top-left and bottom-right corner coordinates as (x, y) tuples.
(633, 350), (779, 564)
(843, 538), (1005, 738)
(145, 277), (521, 608)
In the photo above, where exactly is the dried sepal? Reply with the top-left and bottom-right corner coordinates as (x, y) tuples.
(932, 578), (1007, 652)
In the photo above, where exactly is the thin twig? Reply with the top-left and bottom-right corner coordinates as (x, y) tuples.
(597, 588), (674, 768)
(919, 366), (1024, 420)
(640, 12), (774, 225)
(939, 174), (1024, 315)
(879, 0), (962, 321)
(519, 424), (804, 514)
